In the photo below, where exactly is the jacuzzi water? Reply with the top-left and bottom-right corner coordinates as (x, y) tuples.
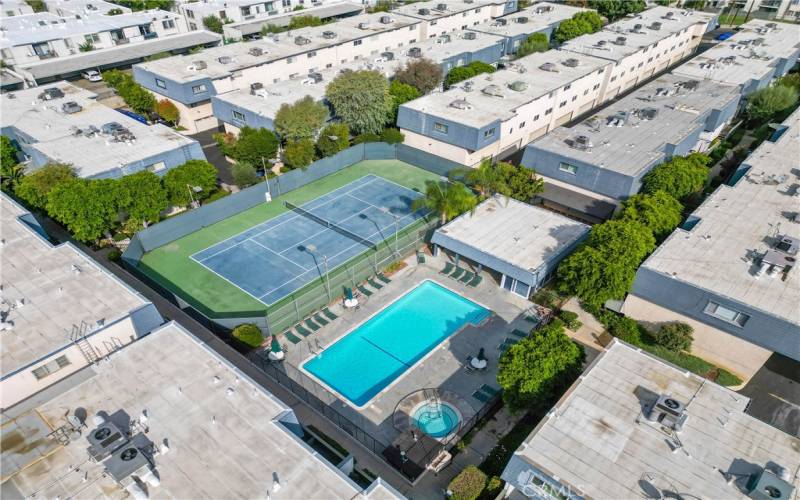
(412, 402), (460, 438)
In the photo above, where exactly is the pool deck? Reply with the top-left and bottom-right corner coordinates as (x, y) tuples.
(280, 252), (533, 447)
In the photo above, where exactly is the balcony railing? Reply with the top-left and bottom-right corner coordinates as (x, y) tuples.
(143, 32), (158, 39)
(37, 51), (57, 60)
(113, 38), (130, 45)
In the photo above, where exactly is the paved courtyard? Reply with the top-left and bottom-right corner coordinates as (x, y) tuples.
(278, 252), (533, 447)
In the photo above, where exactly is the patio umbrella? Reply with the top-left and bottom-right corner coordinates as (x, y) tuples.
(268, 336), (284, 361)
(477, 348), (486, 361)
(345, 287), (353, 301)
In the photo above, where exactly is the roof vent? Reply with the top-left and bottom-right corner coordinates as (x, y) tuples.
(250, 82), (263, 94)
(534, 5), (553, 14)
(358, 22), (369, 29)
(495, 18), (507, 26)
(650, 21), (662, 30)
(418, 8), (430, 15)
(638, 107), (658, 121)
(322, 30), (337, 39)
(508, 80), (528, 92)
(563, 58), (580, 68)
(308, 72), (323, 83)
(516, 16), (528, 23)
(248, 47), (263, 56)
(61, 101), (82, 114)
(450, 98), (472, 110)
(294, 36), (310, 45)
(633, 23), (643, 32)
(38, 87), (65, 100)
(463, 81), (474, 92)
(614, 36), (627, 45)
(646, 394), (687, 432)
(482, 84), (503, 97)
(664, 11), (675, 19)
(408, 47), (422, 58)
(463, 31), (476, 40)
(596, 40), (607, 47)
(539, 62), (559, 72)
(190, 60), (207, 71)
(379, 15), (393, 24)
(571, 135), (593, 151)
(218, 56), (232, 64)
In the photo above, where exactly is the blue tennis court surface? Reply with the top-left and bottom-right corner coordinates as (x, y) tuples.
(191, 175), (426, 305)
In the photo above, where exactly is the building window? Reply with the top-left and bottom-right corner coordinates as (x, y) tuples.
(484, 128), (495, 138)
(162, 19), (175, 29)
(155, 78), (166, 89)
(520, 121), (526, 128)
(85, 33), (100, 43)
(433, 122), (448, 134)
(572, 95), (577, 101)
(533, 114), (540, 121)
(147, 161), (166, 173)
(563, 84), (571, 90)
(559, 100), (567, 108)
(593, 83), (600, 90)
(191, 84), (207, 94)
(189, 22), (197, 30)
(544, 108), (552, 115)
(559, 162), (578, 174)
(232, 110), (245, 122)
(186, 9), (194, 18)
(704, 301), (749, 327)
(32, 355), (71, 380)
(307, 51), (316, 58)
(1, 48), (10, 58)
(610, 76), (617, 82)
(354, 39), (362, 46)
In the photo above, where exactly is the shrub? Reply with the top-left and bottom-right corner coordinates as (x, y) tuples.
(517, 32), (549, 57)
(232, 162), (259, 188)
(202, 15), (224, 34)
(155, 99), (180, 125)
(284, 139), (316, 169)
(232, 323), (263, 348)
(486, 476), (504, 497)
(395, 57), (443, 94)
(532, 288), (560, 310)
(107, 250), (122, 262)
(380, 127), (404, 144)
(746, 84), (798, 123)
(601, 312), (642, 346)
(316, 122), (350, 157)
(653, 322), (694, 353)
(558, 310), (582, 331)
(448, 465), (486, 500)
(353, 133), (381, 144)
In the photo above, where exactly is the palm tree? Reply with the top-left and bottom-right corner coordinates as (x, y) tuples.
(450, 159), (510, 199)
(0, 163), (24, 192)
(413, 180), (477, 225)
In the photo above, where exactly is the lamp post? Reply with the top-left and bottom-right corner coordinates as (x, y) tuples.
(306, 244), (331, 301)
(186, 184), (202, 209)
(381, 207), (400, 255)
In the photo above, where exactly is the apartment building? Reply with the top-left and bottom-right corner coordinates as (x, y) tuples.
(501, 341), (800, 499)
(718, 0), (800, 21)
(0, 193), (164, 409)
(622, 108), (800, 378)
(521, 74), (741, 223)
(672, 19), (800, 95)
(212, 28), (507, 133)
(222, 1), (367, 41)
(559, 6), (717, 102)
(43, 0), (133, 17)
(1, 0), (35, 16)
(391, 0), (516, 40)
(0, 82), (205, 178)
(1, 321), (405, 499)
(397, 6), (718, 166)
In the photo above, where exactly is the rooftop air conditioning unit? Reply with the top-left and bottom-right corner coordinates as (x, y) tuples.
(381, 51), (395, 60)
(495, 18), (507, 26)
(463, 31), (476, 40)
(190, 60), (207, 70)
(639, 107), (658, 120)
(308, 72), (323, 83)
(248, 47), (263, 56)
(664, 11), (675, 19)
(438, 34), (451, 43)
(615, 36), (627, 45)
(681, 80), (700, 91)
(294, 36), (310, 45)
(408, 47), (422, 58)
(86, 420), (127, 462)
(563, 58), (580, 68)
(463, 81), (474, 92)
(765, 22), (777, 29)
(596, 40), (607, 47)
(646, 394), (687, 432)
(775, 234), (800, 256)
(250, 82), (263, 94)
(633, 23), (643, 31)
(218, 56), (232, 64)
(379, 15), (393, 24)
(358, 22), (369, 29)
(322, 30), (337, 39)
(435, 3), (447, 11)
(508, 80), (528, 92)
(104, 442), (152, 484)
(745, 466), (794, 500)
(418, 8), (430, 15)
(650, 21), (662, 30)
(655, 86), (671, 96)
(539, 62), (558, 72)
(450, 98), (472, 110)
(61, 101), (82, 114)
(516, 16), (528, 23)
(482, 84), (503, 97)
(534, 6), (553, 14)
(572, 135), (593, 151)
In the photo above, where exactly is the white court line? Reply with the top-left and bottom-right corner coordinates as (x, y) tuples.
(250, 239), (313, 272)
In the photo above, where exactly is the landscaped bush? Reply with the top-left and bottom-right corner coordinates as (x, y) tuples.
(352, 133), (381, 144)
(380, 127), (404, 144)
(652, 322), (693, 353)
(599, 311), (642, 345)
(232, 323), (263, 349)
(107, 250), (122, 262)
(448, 465), (486, 500)
(558, 310), (582, 331)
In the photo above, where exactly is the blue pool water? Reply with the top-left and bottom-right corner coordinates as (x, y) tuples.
(304, 281), (490, 407)
(413, 403), (460, 438)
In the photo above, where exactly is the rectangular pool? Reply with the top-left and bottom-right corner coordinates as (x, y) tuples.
(303, 280), (490, 407)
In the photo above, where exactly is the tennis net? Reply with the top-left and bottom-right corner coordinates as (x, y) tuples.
(285, 201), (378, 251)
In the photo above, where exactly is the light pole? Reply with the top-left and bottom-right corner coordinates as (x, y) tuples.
(186, 184), (202, 208)
(381, 207), (400, 255)
(306, 244), (331, 301)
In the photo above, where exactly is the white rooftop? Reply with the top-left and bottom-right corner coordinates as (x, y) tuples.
(401, 49), (610, 128)
(1, 320), (404, 499)
(0, 82), (199, 178)
(504, 341), (800, 499)
(470, 2), (587, 39)
(43, 0), (133, 16)
(136, 12), (421, 82)
(529, 73), (741, 177)
(391, 0), (500, 21)
(0, 10), (181, 48)
(215, 29), (506, 121)
(0, 194), (149, 375)
(640, 108), (800, 326)
(672, 19), (800, 88)
(434, 195), (590, 273)
(561, 6), (716, 62)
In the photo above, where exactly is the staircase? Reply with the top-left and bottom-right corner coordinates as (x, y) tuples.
(71, 322), (100, 365)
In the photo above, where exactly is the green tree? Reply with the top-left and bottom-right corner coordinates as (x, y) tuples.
(498, 319), (585, 411)
(284, 139), (315, 169)
(590, 0), (645, 21)
(14, 163), (76, 210)
(641, 154), (710, 201)
(394, 57), (443, 94)
(274, 95), (328, 142)
(326, 70), (392, 135)
(232, 323), (264, 349)
(162, 160), (218, 206)
(155, 99), (180, 125)
(288, 15), (323, 29)
(557, 245), (637, 306)
(202, 15), (224, 34)
(388, 80), (420, 122)
(452, 160), (510, 199)
(746, 84), (799, 123)
(618, 191), (683, 240)
(47, 178), (120, 242)
(412, 180), (477, 225)
(232, 126), (279, 166)
(25, 0), (46, 12)
(777, 73), (800, 94)
(104, 71), (156, 114)
(232, 162), (260, 188)
(444, 66), (476, 89)
(380, 127), (404, 144)
(574, 11), (603, 32)
(448, 466), (486, 500)
(584, 219), (656, 264)
(517, 32), (549, 57)
(117, 170), (167, 227)
(352, 132), (381, 144)
(316, 123), (350, 157)
(496, 162), (544, 202)
(553, 19), (584, 44)
(653, 322), (694, 353)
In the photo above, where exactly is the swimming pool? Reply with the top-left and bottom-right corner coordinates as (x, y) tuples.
(303, 280), (490, 407)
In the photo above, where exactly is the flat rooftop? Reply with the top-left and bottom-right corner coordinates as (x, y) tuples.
(561, 6), (716, 62)
(0, 81), (199, 177)
(391, 0), (500, 21)
(0, 194), (148, 376)
(1, 321), (403, 499)
(528, 73), (741, 177)
(640, 108), (800, 326)
(433, 195), (589, 273)
(401, 49), (610, 128)
(215, 29), (506, 121)
(672, 19), (800, 88)
(227, 1), (366, 36)
(470, 2), (587, 39)
(502, 341), (800, 499)
(135, 12), (421, 83)
(0, 10), (181, 48)
(43, 0), (132, 15)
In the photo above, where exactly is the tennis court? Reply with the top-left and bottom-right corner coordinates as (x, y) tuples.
(191, 175), (425, 305)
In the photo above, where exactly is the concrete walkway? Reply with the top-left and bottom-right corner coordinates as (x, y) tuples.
(561, 298), (606, 365)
